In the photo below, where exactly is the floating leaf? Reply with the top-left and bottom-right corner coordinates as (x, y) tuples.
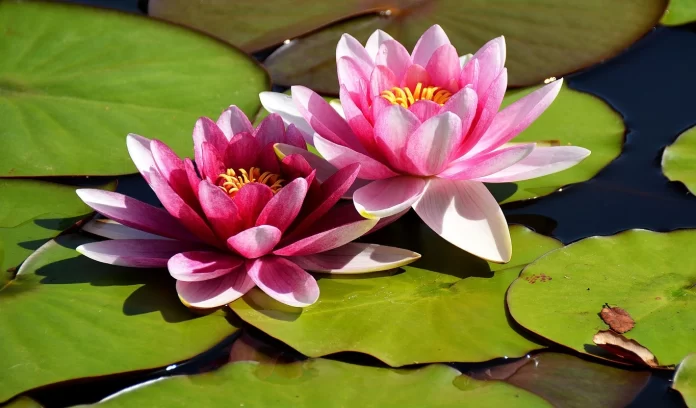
(469, 352), (651, 408)
(593, 330), (662, 368)
(661, 0), (696, 25)
(0, 0), (269, 177)
(674, 353), (696, 407)
(662, 126), (696, 194)
(0, 179), (115, 286)
(600, 305), (635, 334)
(3, 398), (43, 408)
(507, 229), (696, 366)
(230, 223), (560, 366)
(88, 357), (550, 407)
(0, 234), (238, 402)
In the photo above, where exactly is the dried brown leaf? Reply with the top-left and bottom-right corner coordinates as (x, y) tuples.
(599, 304), (635, 333)
(592, 330), (660, 368)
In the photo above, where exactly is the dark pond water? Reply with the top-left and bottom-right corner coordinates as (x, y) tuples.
(21, 1), (696, 407)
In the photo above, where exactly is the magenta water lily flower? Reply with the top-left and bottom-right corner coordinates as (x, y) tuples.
(75, 107), (420, 308)
(260, 25), (591, 263)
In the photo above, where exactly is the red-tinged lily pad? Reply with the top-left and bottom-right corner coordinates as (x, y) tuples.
(662, 126), (696, 194)
(469, 352), (651, 408)
(229, 223), (561, 366)
(0, 179), (115, 287)
(507, 229), (696, 367)
(674, 353), (696, 407)
(148, 0), (667, 93)
(0, 234), (238, 403)
(0, 0), (269, 177)
(661, 0), (696, 25)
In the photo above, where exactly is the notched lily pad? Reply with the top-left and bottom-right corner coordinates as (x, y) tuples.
(662, 125), (696, 194)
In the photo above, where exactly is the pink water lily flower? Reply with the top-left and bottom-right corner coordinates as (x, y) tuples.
(75, 107), (420, 308)
(260, 25), (590, 263)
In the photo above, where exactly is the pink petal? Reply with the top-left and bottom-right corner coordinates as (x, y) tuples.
(256, 144), (281, 174)
(337, 57), (370, 96)
(425, 44), (460, 91)
(292, 86), (364, 151)
(200, 141), (226, 182)
(439, 143), (535, 180)
(233, 183), (275, 230)
(459, 58), (479, 89)
(216, 105), (253, 140)
(373, 105), (421, 173)
(401, 64), (431, 90)
(259, 91), (315, 144)
(413, 178), (511, 262)
(470, 79), (564, 156)
(284, 124), (308, 149)
(353, 176), (427, 219)
(280, 154), (316, 181)
(176, 267), (255, 308)
(76, 189), (196, 242)
(366, 208), (409, 235)
(336, 34), (373, 78)
(198, 181), (244, 240)
(314, 134), (398, 180)
(256, 177), (308, 232)
(148, 170), (220, 246)
(375, 39), (412, 82)
(253, 113), (286, 147)
(274, 205), (378, 256)
(223, 132), (261, 171)
(440, 87), (478, 136)
(365, 29), (395, 61)
(227, 225), (282, 258)
(151, 139), (198, 209)
(193, 117), (228, 169)
(290, 243), (421, 274)
(82, 219), (167, 240)
(406, 112), (463, 175)
(409, 100), (441, 123)
(411, 24), (451, 66)
(339, 85), (379, 156)
(245, 257), (319, 307)
(274, 143), (338, 183)
(470, 36), (506, 95)
(126, 133), (156, 183)
(184, 158), (201, 200)
(168, 251), (245, 282)
(76, 239), (204, 268)
(474, 146), (591, 183)
(370, 65), (398, 100)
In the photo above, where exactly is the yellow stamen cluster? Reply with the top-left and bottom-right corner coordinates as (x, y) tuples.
(216, 167), (284, 197)
(380, 83), (452, 108)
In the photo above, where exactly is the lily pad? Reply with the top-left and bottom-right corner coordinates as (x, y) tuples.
(507, 229), (696, 367)
(662, 126), (696, 194)
(0, 234), (238, 402)
(0, 179), (115, 287)
(89, 358), (550, 407)
(470, 352), (650, 408)
(0, 0), (269, 177)
(148, 0), (666, 92)
(493, 84), (624, 204)
(230, 223), (561, 366)
(661, 0), (696, 25)
(674, 354), (696, 407)
(3, 398), (43, 408)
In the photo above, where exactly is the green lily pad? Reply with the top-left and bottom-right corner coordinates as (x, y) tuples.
(88, 358), (550, 407)
(230, 224), (561, 366)
(493, 84), (624, 204)
(662, 126), (696, 194)
(148, 0), (666, 92)
(0, 234), (238, 402)
(674, 354), (696, 407)
(3, 398), (43, 408)
(0, 0), (269, 177)
(470, 352), (650, 408)
(0, 179), (115, 287)
(661, 0), (696, 25)
(507, 229), (696, 367)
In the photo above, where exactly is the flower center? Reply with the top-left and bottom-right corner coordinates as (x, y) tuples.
(380, 83), (452, 108)
(216, 167), (284, 198)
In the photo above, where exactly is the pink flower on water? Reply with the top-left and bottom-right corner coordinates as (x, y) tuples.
(75, 108), (420, 308)
(260, 25), (590, 263)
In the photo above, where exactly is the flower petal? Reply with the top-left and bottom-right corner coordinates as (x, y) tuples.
(411, 24), (451, 66)
(223, 132), (261, 171)
(233, 183), (275, 229)
(193, 117), (228, 169)
(413, 178), (511, 262)
(375, 39), (412, 82)
(168, 251), (245, 282)
(425, 44), (460, 91)
(256, 177), (308, 232)
(82, 219), (167, 240)
(284, 124), (310, 149)
(408, 99), (441, 123)
(259, 91), (315, 144)
(406, 112), (463, 175)
(76, 189), (196, 242)
(336, 34), (373, 78)
(245, 257), (319, 307)
(339, 85), (379, 156)
(337, 56), (370, 95)
(76, 239), (204, 268)
(314, 133), (399, 180)
(370, 65), (398, 100)
(470, 36), (506, 94)
(365, 29), (395, 61)
(353, 176), (427, 219)
(200, 141), (226, 182)
(401, 64), (431, 90)
(373, 105), (421, 173)
(474, 146), (591, 183)
(440, 87), (477, 135)
(227, 225), (282, 258)
(439, 143), (535, 180)
(151, 139), (198, 208)
(274, 143), (338, 183)
(184, 158), (201, 199)
(216, 105), (253, 140)
(126, 133), (156, 183)
(198, 180), (244, 240)
(253, 113), (286, 148)
(290, 243), (421, 274)
(176, 267), (255, 309)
